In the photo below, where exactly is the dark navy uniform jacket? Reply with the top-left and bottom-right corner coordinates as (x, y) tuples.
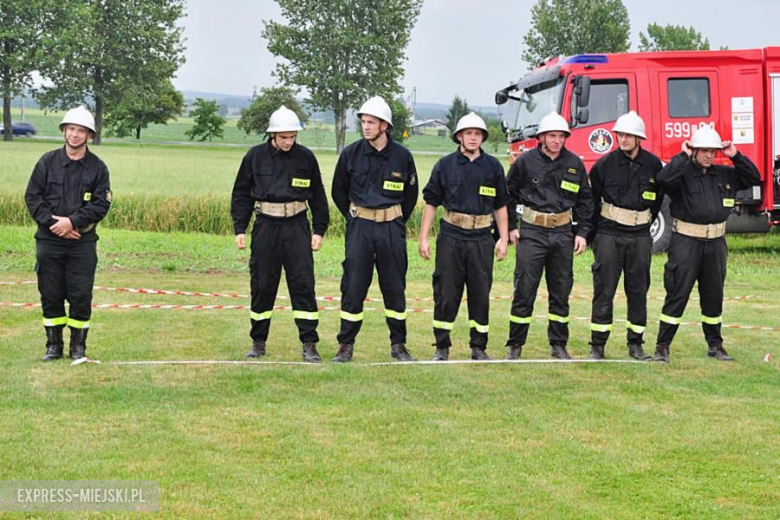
(507, 145), (594, 238)
(331, 136), (418, 222)
(25, 146), (111, 243)
(423, 148), (509, 240)
(658, 151), (761, 225)
(231, 140), (330, 236)
(589, 147), (664, 236)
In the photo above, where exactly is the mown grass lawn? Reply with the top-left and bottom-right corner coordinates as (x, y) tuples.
(1, 224), (778, 518)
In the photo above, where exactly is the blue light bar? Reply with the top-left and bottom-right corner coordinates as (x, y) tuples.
(562, 55), (609, 64)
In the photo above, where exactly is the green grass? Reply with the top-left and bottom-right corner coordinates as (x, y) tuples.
(0, 224), (778, 517)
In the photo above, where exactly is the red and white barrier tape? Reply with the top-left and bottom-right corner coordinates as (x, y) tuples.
(2, 301), (778, 332)
(1, 281), (760, 303)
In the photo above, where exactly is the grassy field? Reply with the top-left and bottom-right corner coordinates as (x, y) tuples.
(0, 222), (778, 518)
(3, 108), (474, 154)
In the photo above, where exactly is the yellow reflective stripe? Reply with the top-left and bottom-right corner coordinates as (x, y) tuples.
(384, 309), (407, 320)
(561, 180), (580, 193)
(549, 313), (570, 324)
(250, 310), (273, 321)
(702, 315), (723, 325)
(469, 320), (490, 333)
(626, 322), (646, 334)
(83, 192), (92, 201)
(340, 310), (364, 322)
(292, 310), (319, 321)
(291, 178), (311, 188)
(42, 316), (68, 327)
(433, 320), (454, 330)
(479, 186), (496, 197)
(67, 318), (90, 329)
(660, 313), (681, 325)
(509, 315), (532, 324)
(642, 191), (657, 201)
(722, 198), (735, 208)
(590, 322), (613, 332)
(383, 180), (404, 191)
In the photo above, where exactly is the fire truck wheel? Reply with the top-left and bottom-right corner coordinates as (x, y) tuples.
(651, 196), (672, 254)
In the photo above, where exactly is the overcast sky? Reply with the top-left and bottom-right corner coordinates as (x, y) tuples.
(173, 0), (780, 106)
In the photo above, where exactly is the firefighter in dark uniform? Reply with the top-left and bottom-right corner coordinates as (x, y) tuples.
(419, 112), (509, 361)
(588, 111), (663, 361)
(653, 127), (760, 362)
(505, 112), (594, 360)
(231, 106), (330, 363)
(331, 96), (419, 362)
(24, 106), (112, 361)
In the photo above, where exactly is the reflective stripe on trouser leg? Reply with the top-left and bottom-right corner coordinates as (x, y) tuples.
(42, 316), (68, 327)
(432, 234), (465, 348)
(546, 230), (574, 346)
(507, 228), (547, 347)
(283, 217), (320, 344)
(337, 218), (374, 345)
(250, 218), (283, 342)
(656, 233), (702, 347)
(375, 219), (408, 345)
(67, 318), (90, 329)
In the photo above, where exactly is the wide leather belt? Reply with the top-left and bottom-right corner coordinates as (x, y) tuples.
(349, 203), (402, 222)
(673, 218), (726, 239)
(521, 207), (572, 229)
(254, 200), (307, 218)
(601, 202), (652, 226)
(443, 209), (493, 230)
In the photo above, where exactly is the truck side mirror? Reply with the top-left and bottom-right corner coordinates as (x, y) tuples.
(574, 76), (591, 107)
(575, 108), (590, 125)
(495, 89), (509, 105)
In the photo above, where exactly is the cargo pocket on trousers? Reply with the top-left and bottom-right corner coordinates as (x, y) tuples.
(432, 270), (442, 304)
(340, 260), (349, 295)
(591, 262), (602, 296)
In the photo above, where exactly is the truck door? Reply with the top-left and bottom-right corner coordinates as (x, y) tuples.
(567, 74), (635, 170)
(659, 73), (720, 162)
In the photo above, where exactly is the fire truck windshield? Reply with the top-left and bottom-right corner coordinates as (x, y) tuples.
(505, 77), (565, 141)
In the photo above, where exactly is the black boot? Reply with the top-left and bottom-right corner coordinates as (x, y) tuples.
(69, 327), (88, 360)
(550, 344), (572, 360)
(245, 340), (266, 358)
(628, 343), (652, 361)
(707, 344), (734, 361)
(470, 347), (490, 360)
(302, 342), (321, 363)
(589, 344), (605, 360)
(390, 343), (415, 362)
(42, 326), (64, 361)
(653, 344), (669, 363)
(332, 343), (354, 363)
(433, 347), (449, 361)
(505, 344), (523, 360)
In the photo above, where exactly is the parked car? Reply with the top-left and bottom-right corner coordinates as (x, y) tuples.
(0, 121), (37, 137)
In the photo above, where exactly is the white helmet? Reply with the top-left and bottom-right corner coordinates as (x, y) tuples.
(357, 96), (393, 127)
(690, 126), (723, 149)
(612, 110), (646, 139)
(452, 112), (489, 144)
(266, 105), (303, 133)
(59, 105), (96, 133)
(537, 111), (570, 136)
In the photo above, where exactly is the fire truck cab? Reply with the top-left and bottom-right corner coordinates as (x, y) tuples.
(495, 48), (780, 251)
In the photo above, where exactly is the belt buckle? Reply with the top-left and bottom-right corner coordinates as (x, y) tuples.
(470, 215), (477, 229)
(706, 223), (715, 239)
(548, 213), (556, 228)
(350, 205), (358, 219)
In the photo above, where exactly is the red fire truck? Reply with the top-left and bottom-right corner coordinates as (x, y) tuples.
(495, 48), (780, 251)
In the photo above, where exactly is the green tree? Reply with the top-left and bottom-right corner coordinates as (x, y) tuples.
(185, 98), (225, 142)
(35, 0), (185, 144)
(387, 97), (411, 143)
(638, 23), (710, 52)
(486, 121), (507, 155)
(237, 86), (307, 137)
(0, 0), (67, 141)
(104, 80), (184, 139)
(523, 0), (630, 67)
(263, 0), (423, 153)
(445, 96), (471, 136)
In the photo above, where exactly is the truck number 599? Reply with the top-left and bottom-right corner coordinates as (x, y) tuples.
(664, 121), (715, 138)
